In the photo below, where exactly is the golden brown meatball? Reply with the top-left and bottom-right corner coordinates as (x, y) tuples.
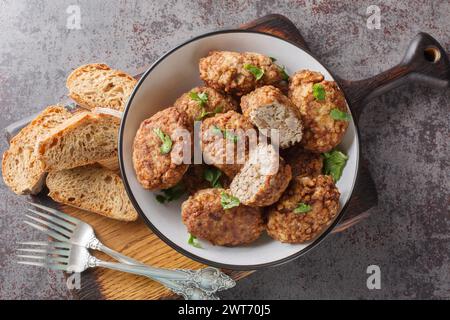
(230, 144), (292, 207)
(266, 175), (340, 243)
(181, 188), (264, 246)
(281, 146), (323, 178)
(199, 51), (286, 96)
(181, 164), (230, 195)
(133, 107), (192, 190)
(174, 86), (238, 125)
(200, 110), (256, 178)
(288, 70), (350, 153)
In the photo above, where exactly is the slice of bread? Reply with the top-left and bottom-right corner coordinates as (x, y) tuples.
(2, 106), (73, 195)
(66, 63), (137, 111)
(37, 112), (120, 171)
(46, 165), (138, 222)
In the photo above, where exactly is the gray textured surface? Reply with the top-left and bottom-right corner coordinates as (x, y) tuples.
(0, 0), (449, 300)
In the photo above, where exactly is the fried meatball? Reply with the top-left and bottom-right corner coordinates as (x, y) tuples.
(181, 164), (230, 195)
(133, 107), (192, 190)
(181, 188), (264, 246)
(288, 70), (350, 153)
(241, 85), (303, 148)
(266, 175), (340, 243)
(199, 51), (286, 96)
(281, 146), (323, 178)
(201, 110), (256, 178)
(230, 144), (292, 207)
(174, 86), (238, 125)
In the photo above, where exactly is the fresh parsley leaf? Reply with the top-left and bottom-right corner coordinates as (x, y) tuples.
(155, 183), (186, 203)
(223, 130), (238, 143)
(278, 65), (289, 81)
(203, 167), (223, 188)
(330, 108), (351, 121)
(294, 203), (312, 214)
(244, 64), (264, 81)
(220, 192), (240, 209)
(211, 125), (223, 135)
(155, 194), (166, 204)
(188, 233), (202, 248)
(211, 126), (238, 143)
(322, 150), (349, 182)
(196, 106), (223, 121)
(189, 91), (208, 106)
(312, 83), (326, 101)
(153, 128), (172, 154)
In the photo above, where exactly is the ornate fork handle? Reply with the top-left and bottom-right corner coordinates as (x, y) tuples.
(89, 239), (236, 294)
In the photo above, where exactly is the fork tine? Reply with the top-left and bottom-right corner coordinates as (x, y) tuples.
(17, 241), (71, 249)
(27, 202), (79, 224)
(27, 208), (75, 231)
(17, 254), (68, 264)
(17, 248), (70, 256)
(17, 254), (45, 260)
(16, 260), (46, 268)
(23, 220), (69, 242)
(25, 214), (73, 237)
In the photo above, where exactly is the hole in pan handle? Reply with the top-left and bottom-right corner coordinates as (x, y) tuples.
(338, 32), (449, 120)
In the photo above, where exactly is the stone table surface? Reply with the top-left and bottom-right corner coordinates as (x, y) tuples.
(0, 0), (449, 300)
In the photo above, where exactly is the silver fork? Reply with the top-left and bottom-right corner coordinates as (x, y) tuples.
(24, 202), (235, 296)
(16, 241), (218, 300)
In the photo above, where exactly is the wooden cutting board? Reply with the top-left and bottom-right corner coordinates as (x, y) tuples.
(8, 14), (377, 300)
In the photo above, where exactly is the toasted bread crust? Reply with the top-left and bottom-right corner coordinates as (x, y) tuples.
(67, 63), (136, 111)
(46, 165), (138, 222)
(2, 105), (72, 195)
(37, 112), (120, 171)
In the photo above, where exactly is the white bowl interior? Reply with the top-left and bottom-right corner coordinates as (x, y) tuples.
(120, 32), (359, 268)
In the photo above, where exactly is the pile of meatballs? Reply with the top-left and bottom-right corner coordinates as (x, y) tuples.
(132, 51), (350, 247)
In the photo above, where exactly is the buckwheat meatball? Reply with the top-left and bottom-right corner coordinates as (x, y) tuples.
(241, 85), (303, 148)
(174, 86), (238, 125)
(181, 164), (230, 195)
(281, 146), (323, 178)
(181, 188), (264, 246)
(288, 70), (350, 153)
(199, 51), (286, 96)
(230, 144), (292, 207)
(201, 110), (256, 178)
(133, 107), (192, 190)
(266, 175), (340, 243)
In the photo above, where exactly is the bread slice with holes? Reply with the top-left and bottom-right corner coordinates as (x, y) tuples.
(2, 105), (73, 195)
(66, 63), (137, 111)
(46, 165), (138, 221)
(37, 112), (120, 171)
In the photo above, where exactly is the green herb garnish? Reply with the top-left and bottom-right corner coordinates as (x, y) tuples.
(196, 106), (223, 121)
(211, 126), (238, 143)
(278, 65), (289, 81)
(294, 203), (312, 214)
(330, 108), (351, 121)
(244, 64), (264, 81)
(153, 128), (172, 154)
(220, 192), (240, 209)
(188, 233), (202, 248)
(155, 183), (186, 203)
(322, 150), (348, 182)
(189, 91), (208, 106)
(312, 83), (326, 101)
(203, 167), (223, 188)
